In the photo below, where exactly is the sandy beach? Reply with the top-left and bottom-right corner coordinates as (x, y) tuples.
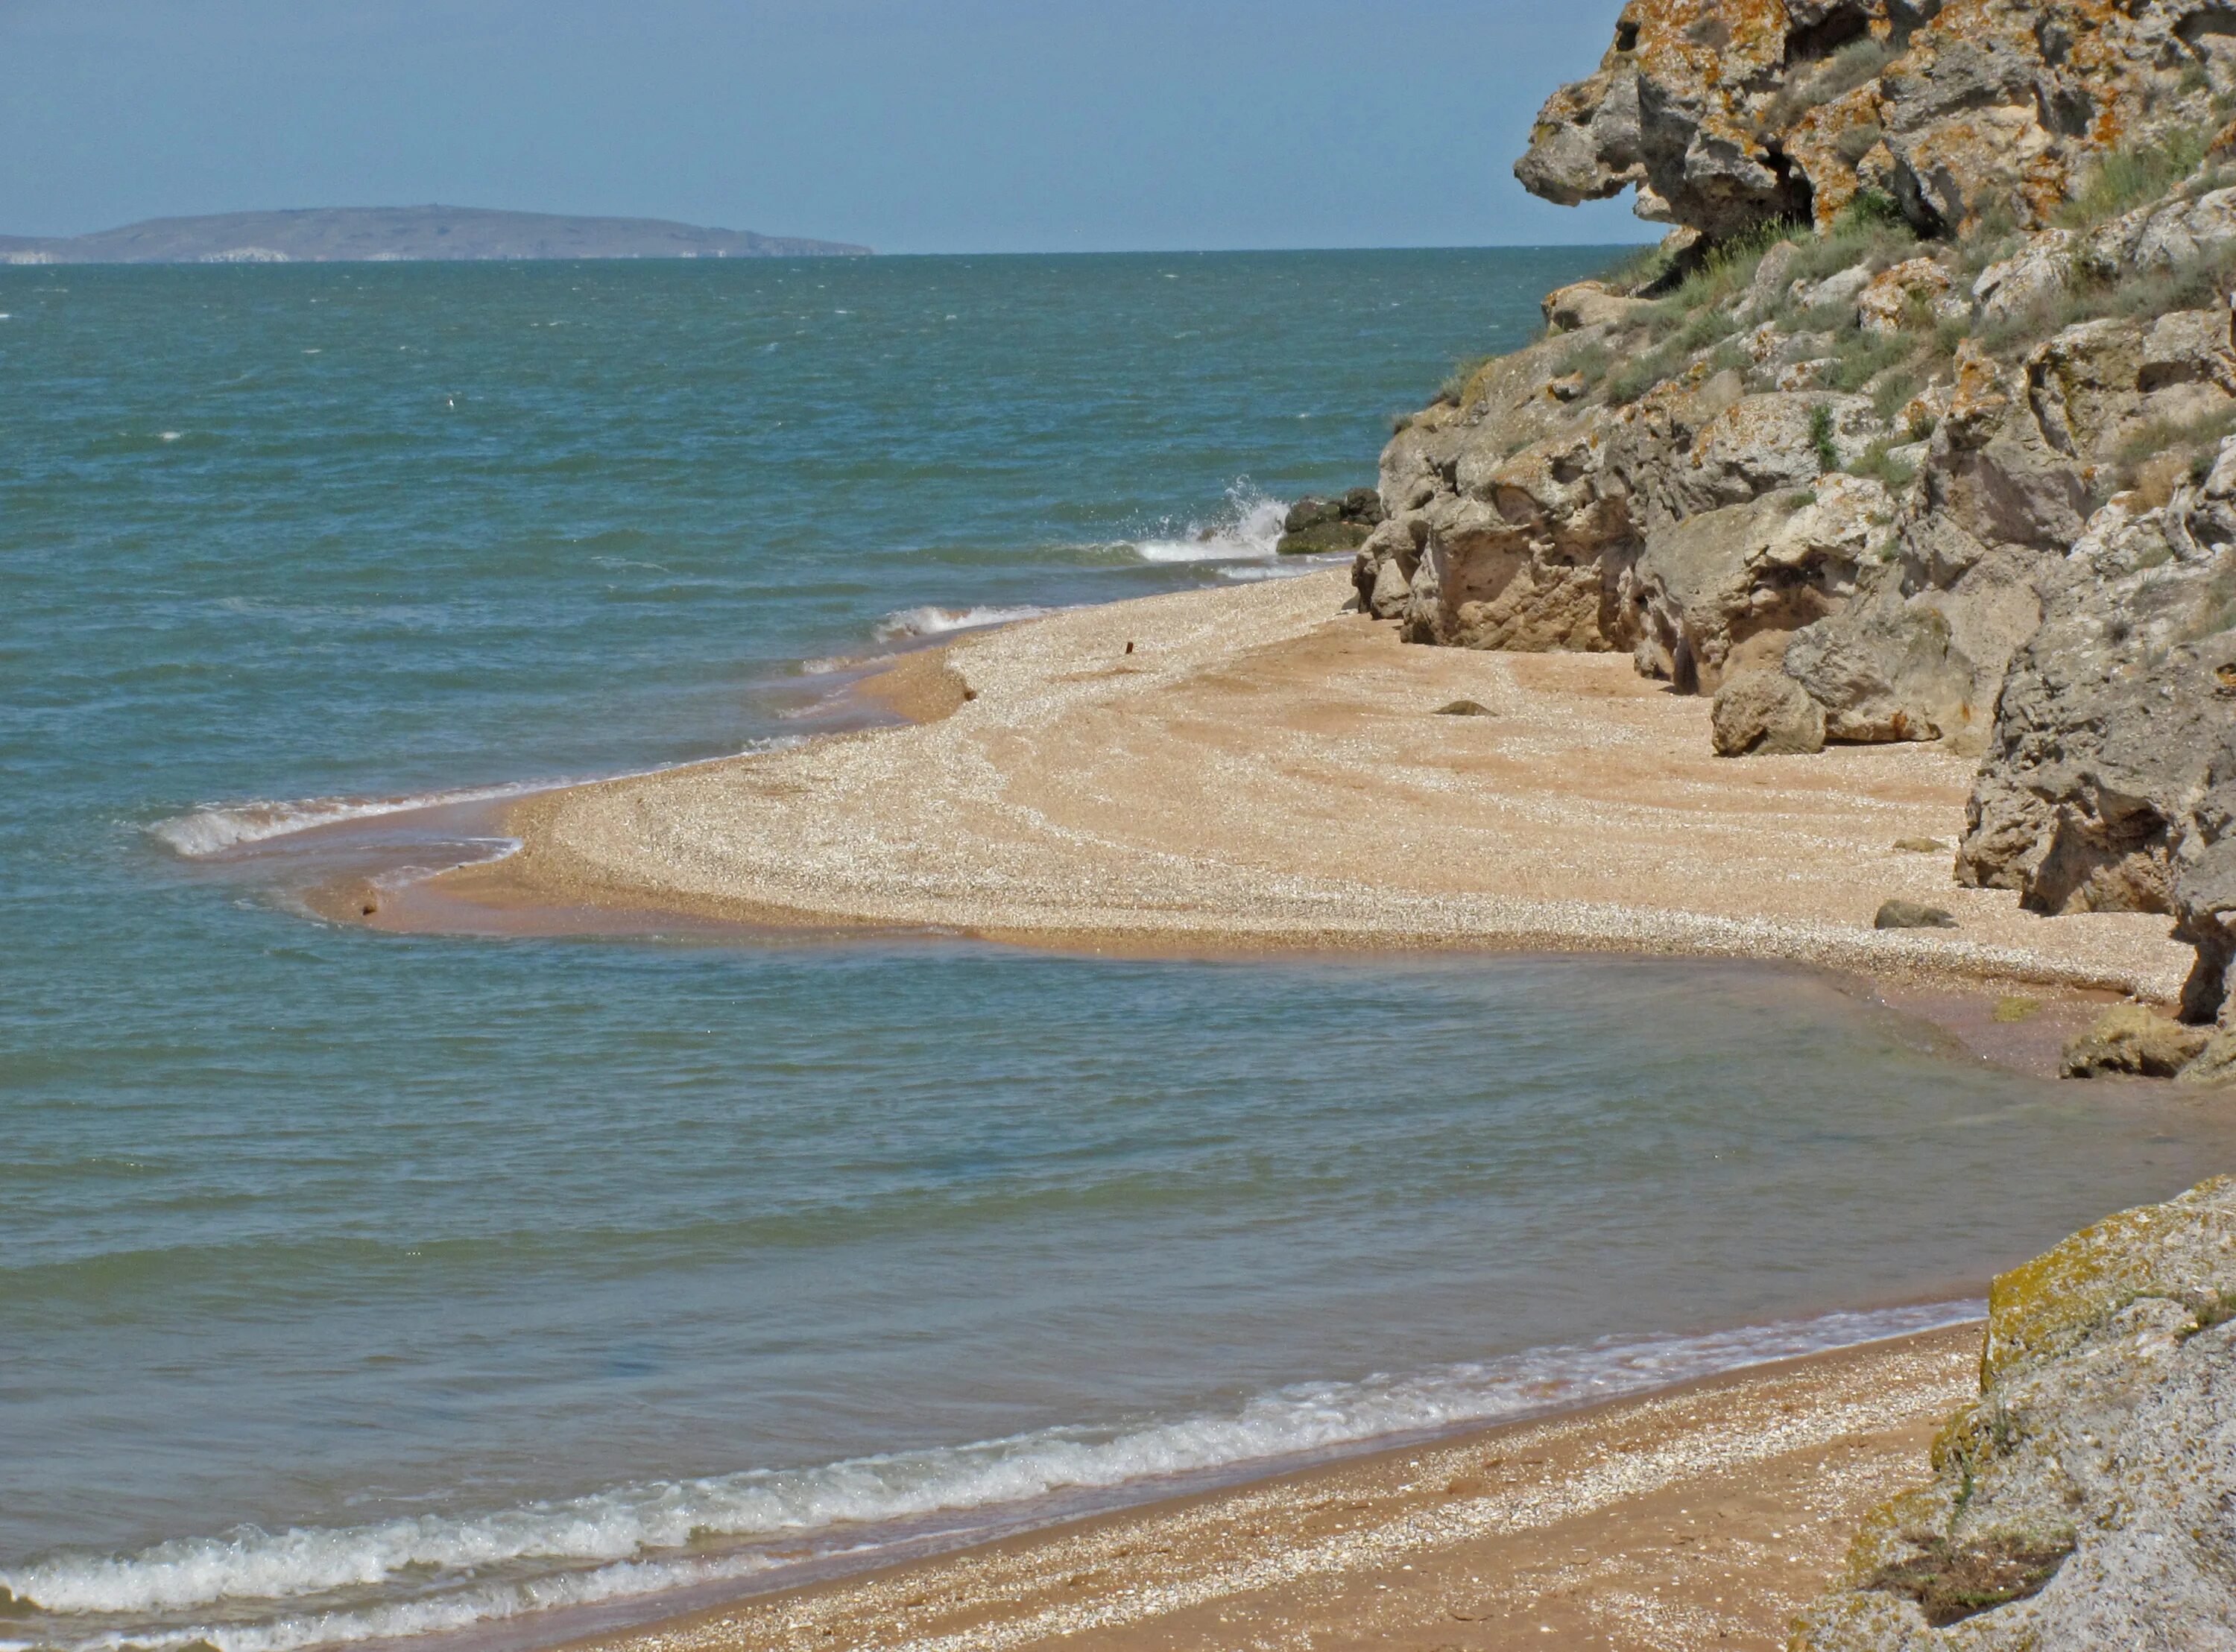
(410, 569), (2188, 1002)
(563, 1323), (1979, 1652)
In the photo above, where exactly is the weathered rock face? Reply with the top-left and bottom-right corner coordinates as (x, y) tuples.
(1795, 1177), (2236, 1649)
(1518, 0), (2232, 242)
(1955, 443), (2236, 1017)
(1631, 473), (1889, 692)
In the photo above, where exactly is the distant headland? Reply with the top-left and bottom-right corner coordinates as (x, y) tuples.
(0, 205), (871, 265)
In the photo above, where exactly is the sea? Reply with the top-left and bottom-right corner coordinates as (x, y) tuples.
(4, 250), (2231, 1652)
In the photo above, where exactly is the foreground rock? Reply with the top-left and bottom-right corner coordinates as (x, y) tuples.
(1796, 1176), (2236, 1648)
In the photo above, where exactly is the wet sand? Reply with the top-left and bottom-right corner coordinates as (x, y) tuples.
(563, 1323), (1979, 1652)
(410, 570), (2188, 1001)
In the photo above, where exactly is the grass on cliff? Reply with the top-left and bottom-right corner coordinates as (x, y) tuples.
(2112, 404), (2236, 499)
(1755, 36), (1895, 135)
(2056, 127), (2212, 230)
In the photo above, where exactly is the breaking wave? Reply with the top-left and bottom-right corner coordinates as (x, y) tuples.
(1, 1300), (1977, 1652)
(873, 604), (1054, 642)
(148, 783), (558, 859)
(1123, 480), (1289, 565)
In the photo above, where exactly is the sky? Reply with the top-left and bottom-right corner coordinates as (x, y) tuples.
(0, 1), (1653, 253)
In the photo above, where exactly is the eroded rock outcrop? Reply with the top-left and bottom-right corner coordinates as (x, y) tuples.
(1793, 1176), (2236, 1648)
(1518, 0), (2234, 242)
(1955, 442), (2236, 1022)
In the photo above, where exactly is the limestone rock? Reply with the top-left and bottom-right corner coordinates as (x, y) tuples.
(1956, 448), (2236, 939)
(1711, 669), (1828, 755)
(2176, 1028), (2236, 1087)
(2061, 1003), (2216, 1077)
(1631, 475), (1889, 694)
(1732, 238), (1802, 324)
(1855, 258), (1960, 337)
(1368, 554), (1412, 619)
(1874, 898), (1958, 928)
(1779, 557), (2031, 749)
(2140, 305), (2236, 396)
(2082, 186), (2236, 280)
(2025, 317), (2148, 464)
(1971, 228), (2074, 323)
(1541, 279), (1651, 334)
(1797, 263), (1875, 312)
(1795, 1177), (2236, 1649)
(1515, 0), (2232, 244)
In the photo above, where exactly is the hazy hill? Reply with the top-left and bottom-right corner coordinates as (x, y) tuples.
(0, 205), (871, 264)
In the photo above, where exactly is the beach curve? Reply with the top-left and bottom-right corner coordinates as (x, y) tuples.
(414, 571), (2188, 999)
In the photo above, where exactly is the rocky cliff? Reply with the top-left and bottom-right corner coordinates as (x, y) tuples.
(1356, 0), (2236, 1072)
(1792, 1176), (2236, 1648)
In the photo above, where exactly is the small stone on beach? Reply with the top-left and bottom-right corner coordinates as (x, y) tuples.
(1874, 899), (1957, 930)
(1892, 837), (1945, 854)
(1433, 700), (1494, 717)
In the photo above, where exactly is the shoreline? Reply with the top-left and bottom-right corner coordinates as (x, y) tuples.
(541, 1320), (1983, 1652)
(373, 569), (2187, 1007)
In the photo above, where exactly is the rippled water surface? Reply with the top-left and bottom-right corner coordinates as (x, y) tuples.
(4, 253), (2232, 1652)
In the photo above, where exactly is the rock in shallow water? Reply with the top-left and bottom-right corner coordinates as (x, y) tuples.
(1277, 490), (1383, 555)
(2059, 1004), (2215, 1079)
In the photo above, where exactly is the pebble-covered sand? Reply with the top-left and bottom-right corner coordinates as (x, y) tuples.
(568, 1326), (1980, 1652)
(432, 571), (2189, 1000)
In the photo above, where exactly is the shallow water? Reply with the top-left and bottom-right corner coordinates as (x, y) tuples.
(4, 252), (2232, 1652)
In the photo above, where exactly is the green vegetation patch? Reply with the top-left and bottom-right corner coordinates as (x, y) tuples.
(1810, 403), (1839, 472)
(2058, 128), (2212, 230)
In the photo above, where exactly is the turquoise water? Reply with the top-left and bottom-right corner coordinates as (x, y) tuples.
(4, 252), (2231, 1652)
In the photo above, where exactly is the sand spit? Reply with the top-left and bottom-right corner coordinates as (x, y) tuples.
(430, 572), (2188, 997)
(567, 1324), (1978, 1652)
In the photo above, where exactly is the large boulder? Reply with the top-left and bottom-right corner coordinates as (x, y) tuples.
(1795, 1177), (2236, 1649)
(1629, 474), (1889, 693)
(1711, 668), (1829, 754)
(1541, 279), (1652, 333)
(1956, 445), (2236, 952)
(1779, 551), (2039, 749)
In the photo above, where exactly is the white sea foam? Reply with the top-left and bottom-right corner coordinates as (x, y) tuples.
(149, 783), (558, 859)
(1125, 481), (1289, 565)
(873, 604), (1052, 642)
(3, 1301), (1977, 1652)
(149, 740), (804, 863)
